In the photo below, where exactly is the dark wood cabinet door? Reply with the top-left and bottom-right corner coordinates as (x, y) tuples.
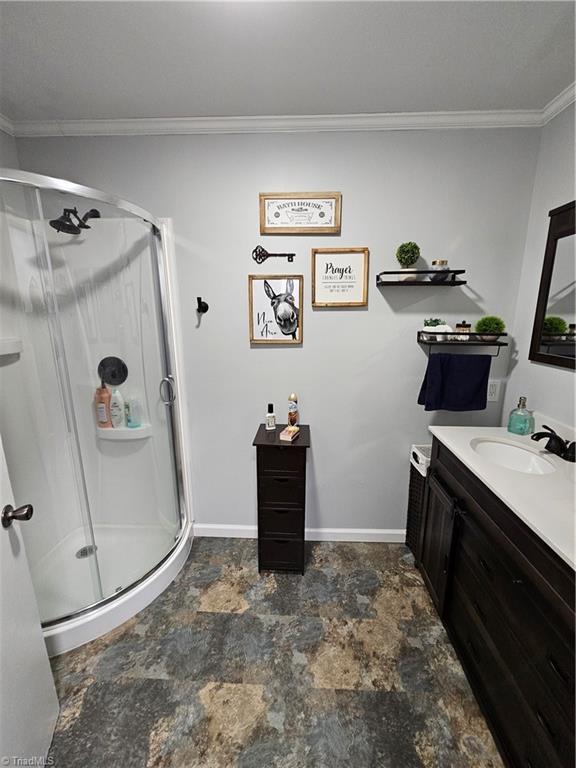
(420, 472), (457, 615)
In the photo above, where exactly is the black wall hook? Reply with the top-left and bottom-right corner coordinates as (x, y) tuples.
(197, 297), (209, 314)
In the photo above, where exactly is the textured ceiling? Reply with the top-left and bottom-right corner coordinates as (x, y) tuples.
(0, 1), (574, 122)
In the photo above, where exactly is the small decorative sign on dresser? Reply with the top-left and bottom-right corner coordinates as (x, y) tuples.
(259, 192), (342, 235)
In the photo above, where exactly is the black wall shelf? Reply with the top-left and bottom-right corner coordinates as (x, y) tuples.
(417, 331), (508, 358)
(376, 269), (466, 287)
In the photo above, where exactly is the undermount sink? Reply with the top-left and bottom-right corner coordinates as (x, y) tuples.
(470, 438), (556, 475)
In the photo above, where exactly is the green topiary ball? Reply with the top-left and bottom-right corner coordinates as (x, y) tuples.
(475, 316), (506, 335)
(396, 242), (420, 268)
(542, 316), (568, 336)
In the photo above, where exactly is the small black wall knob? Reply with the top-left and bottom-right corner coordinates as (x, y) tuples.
(197, 297), (209, 314)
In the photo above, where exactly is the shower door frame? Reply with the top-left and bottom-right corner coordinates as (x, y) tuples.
(0, 169), (189, 626)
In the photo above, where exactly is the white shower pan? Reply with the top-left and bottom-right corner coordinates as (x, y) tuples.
(41, 522), (192, 656)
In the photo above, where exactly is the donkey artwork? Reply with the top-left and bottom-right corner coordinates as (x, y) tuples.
(263, 278), (300, 340)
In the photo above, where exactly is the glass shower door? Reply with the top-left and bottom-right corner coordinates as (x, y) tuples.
(0, 182), (103, 622)
(39, 189), (181, 602)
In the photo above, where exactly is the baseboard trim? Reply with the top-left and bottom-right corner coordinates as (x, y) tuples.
(193, 523), (406, 543)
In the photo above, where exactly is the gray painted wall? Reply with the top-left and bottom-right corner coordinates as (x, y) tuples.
(504, 107), (575, 429)
(16, 128), (540, 532)
(0, 129), (18, 167)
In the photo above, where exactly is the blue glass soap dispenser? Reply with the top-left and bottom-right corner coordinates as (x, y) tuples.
(507, 396), (534, 436)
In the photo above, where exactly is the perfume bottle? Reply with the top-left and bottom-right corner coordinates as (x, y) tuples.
(507, 396), (533, 436)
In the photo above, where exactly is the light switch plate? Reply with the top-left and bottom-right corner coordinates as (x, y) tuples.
(487, 380), (501, 402)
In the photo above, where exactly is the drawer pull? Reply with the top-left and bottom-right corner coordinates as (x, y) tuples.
(512, 577), (524, 585)
(547, 655), (569, 686)
(273, 477), (290, 483)
(534, 709), (554, 741)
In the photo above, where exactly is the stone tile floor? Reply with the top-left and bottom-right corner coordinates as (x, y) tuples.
(48, 538), (503, 767)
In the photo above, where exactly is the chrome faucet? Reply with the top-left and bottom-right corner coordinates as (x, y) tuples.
(531, 425), (575, 462)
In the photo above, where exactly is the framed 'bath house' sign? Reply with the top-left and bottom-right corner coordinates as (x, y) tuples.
(259, 192), (342, 235)
(312, 248), (369, 307)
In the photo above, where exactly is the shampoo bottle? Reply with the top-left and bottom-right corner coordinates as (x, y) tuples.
(110, 388), (125, 428)
(507, 396), (533, 436)
(94, 379), (112, 428)
(126, 398), (143, 428)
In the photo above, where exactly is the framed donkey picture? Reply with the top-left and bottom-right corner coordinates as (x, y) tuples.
(249, 275), (304, 345)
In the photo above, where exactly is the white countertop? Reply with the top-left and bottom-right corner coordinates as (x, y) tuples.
(429, 426), (575, 569)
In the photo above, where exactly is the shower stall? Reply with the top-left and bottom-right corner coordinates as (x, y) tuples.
(0, 170), (191, 656)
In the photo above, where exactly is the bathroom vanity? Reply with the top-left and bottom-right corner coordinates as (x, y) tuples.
(417, 427), (575, 768)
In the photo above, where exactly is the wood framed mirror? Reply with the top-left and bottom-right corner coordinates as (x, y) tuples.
(529, 201), (575, 370)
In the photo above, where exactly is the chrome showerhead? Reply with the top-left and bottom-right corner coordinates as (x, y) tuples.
(49, 207), (101, 235)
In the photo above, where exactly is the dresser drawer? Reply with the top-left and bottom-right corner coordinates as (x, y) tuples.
(258, 506), (303, 538)
(447, 582), (565, 768)
(458, 513), (575, 714)
(258, 538), (304, 572)
(257, 445), (306, 476)
(258, 475), (305, 506)
(452, 551), (574, 765)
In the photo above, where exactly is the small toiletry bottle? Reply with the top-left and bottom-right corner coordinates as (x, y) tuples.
(94, 379), (112, 428)
(110, 388), (125, 428)
(265, 403), (276, 431)
(288, 393), (299, 426)
(507, 396), (532, 436)
(126, 398), (142, 428)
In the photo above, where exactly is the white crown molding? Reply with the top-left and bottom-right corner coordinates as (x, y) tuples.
(193, 523), (406, 543)
(541, 82), (576, 125)
(11, 110), (543, 137)
(8, 83), (574, 137)
(0, 112), (15, 136)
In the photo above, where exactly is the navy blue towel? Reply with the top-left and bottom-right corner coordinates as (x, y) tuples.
(418, 353), (491, 411)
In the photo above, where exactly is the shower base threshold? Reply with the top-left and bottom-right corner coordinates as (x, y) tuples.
(37, 521), (192, 656)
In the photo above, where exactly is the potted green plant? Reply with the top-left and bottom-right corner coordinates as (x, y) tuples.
(542, 315), (567, 341)
(421, 317), (452, 341)
(396, 242), (421, 281)
(475, 315), (506, 342)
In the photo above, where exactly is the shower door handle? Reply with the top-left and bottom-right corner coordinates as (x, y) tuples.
(2, 503), (34, 529)
(159, 376), (176, 406)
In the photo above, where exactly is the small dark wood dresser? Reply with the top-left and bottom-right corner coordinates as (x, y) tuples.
(253, 424), (310, 574)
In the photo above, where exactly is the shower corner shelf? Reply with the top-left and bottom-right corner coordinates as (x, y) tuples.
(376, 269), (466, 286)
(97, 424), (152, 441)
(0, 338), (23, 356)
